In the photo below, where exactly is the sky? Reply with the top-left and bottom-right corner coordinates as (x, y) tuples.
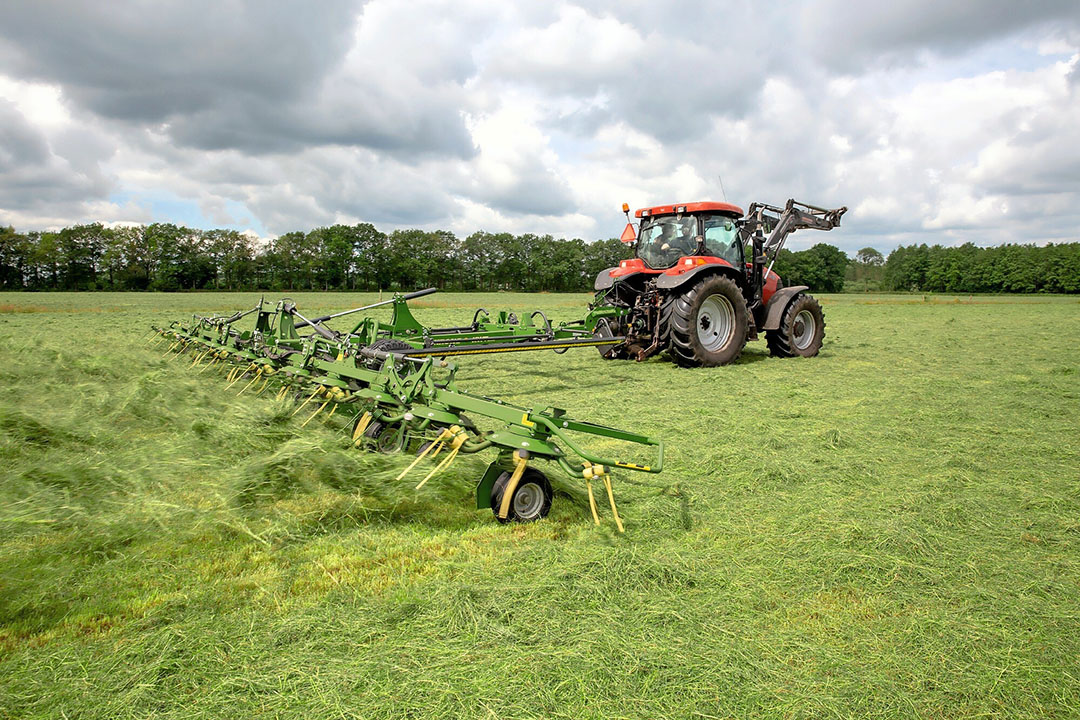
(1, 1), (1079, 255)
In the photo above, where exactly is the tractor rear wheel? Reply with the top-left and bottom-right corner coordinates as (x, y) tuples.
(766, 293), (825, 358)
(668, 275), (749, 367)
(490, 467), (553, 523)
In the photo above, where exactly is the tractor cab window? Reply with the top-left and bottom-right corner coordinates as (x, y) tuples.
(637, 215), (698, 269)
(702, 214), (742, 266)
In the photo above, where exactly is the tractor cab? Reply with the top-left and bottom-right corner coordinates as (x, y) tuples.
(631, 202), (745, 271)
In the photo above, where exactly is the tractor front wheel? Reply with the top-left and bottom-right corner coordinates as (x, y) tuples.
(668, 275), (749, 367)
(766, 293), (825, 358)
(490, 467), (553, 523)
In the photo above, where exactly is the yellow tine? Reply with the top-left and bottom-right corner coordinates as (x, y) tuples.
(236, 373), (261, 396)
(325, 403), (337, 420)
(291, 388), (321, 417)
(300, 400), (331, 428)
(395, 426), (453, 482)
(256, 378), (270, 396)
(585, 479), (600, 525)
(601, 474), (624, 533)
(415, 432), (468, 490)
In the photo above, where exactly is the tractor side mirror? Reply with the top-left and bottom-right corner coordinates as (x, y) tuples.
(619, 222), (637, 243)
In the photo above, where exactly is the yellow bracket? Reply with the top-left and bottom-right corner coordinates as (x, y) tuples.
(497, 451), (529, 520)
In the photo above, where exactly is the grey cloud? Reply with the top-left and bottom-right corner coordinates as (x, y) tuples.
(0, 100), (110, 210)
(803, 0), (1080, 69)
(468, 166), (577, 217)
(0, 0), (477, 160)
(233, 150), (462, 233)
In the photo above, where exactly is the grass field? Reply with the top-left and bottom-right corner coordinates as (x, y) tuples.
(1, 291), (1079, 719)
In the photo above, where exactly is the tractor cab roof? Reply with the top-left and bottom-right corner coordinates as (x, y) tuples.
(635, 201), (744, 219)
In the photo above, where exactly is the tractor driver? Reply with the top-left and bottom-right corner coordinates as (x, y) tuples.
(659, 219), (698, 260)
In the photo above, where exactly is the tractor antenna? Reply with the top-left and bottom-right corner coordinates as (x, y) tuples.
(717, 174), (728, 203)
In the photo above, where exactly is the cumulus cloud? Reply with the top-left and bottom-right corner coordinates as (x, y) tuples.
(1, 0), (1079, 253)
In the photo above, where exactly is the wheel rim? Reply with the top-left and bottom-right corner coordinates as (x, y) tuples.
(375, 424), (405, 453)
(512, 482), (545, 519)
(697, 294), (735, 352)
(792, 309), (816, 350)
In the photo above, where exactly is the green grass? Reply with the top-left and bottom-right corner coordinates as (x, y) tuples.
(1, 291), (1079, 719)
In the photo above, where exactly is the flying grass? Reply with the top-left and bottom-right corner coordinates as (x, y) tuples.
(1, 291), (1079, 718)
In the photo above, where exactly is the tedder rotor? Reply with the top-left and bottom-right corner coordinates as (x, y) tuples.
(151, 289), (662, 531)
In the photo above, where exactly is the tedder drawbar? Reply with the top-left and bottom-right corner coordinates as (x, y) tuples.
(151, 289), (663, 531)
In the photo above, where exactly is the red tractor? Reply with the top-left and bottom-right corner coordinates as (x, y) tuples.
(587, 199), (847, 367)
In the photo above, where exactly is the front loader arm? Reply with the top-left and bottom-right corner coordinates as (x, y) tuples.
(742, 199), (848, 300)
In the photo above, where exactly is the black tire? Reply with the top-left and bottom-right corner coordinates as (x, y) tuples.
(368, 338), (413, 353)
(365, 338), (414, 369)
(490, 467), (553, 524)
(363, 420), (407, 453)
(592, 318), (626, 360)
(766, 293), (825, 358)
(668, 275), (749, 367)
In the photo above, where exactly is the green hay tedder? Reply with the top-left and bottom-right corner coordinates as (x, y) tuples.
(152, 289), (662, 531)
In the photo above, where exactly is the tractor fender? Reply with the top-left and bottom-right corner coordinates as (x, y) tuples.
(595, 268), (647, 290)
(762, 286), (809, 330)
(654, 263), (740, 291)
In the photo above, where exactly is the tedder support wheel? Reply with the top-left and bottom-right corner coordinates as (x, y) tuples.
(766, 293), (825, 358)
(592, 318), (625, 360)
(363, 420), (407, 453)
(669, 275), (749, 367)
(490, 467), (553, 524)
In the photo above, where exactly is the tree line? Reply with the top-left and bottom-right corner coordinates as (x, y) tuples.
(1, 222), (1077, 293)
(879, 242), (1080, 293)
(0, 223), (630, 292)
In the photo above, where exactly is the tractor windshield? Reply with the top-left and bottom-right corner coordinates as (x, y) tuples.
(702, 213), (743, 266)
(637, 215), (698, 269)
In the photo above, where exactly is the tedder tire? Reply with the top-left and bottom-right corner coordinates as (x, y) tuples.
(363, 420), (407, 453)
(766, 293), (825, 358)
(490, 467), (553, 524)
(592, 318), (626, 360)
(668, 275), (748, 367)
